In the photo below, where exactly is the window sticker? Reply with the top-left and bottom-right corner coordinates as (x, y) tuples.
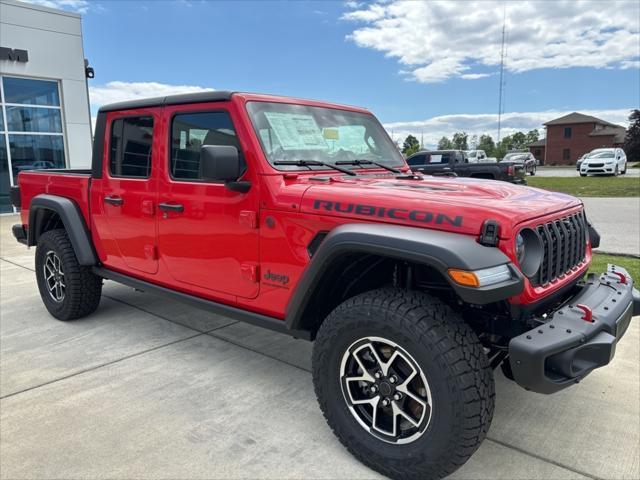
(323, 128), (339, 140)
(429, 154), (443, 163)
(263, 112), (328, 151)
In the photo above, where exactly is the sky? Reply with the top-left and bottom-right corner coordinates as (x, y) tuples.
(28, 0), (640, 148)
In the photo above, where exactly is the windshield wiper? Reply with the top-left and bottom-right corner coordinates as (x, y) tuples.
(273, 160), (357, 176)
(335, 159), (402, 174)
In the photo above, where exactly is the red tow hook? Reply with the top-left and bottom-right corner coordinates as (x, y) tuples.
(612, 271), (627, 284)
(576, 304), (594, 323)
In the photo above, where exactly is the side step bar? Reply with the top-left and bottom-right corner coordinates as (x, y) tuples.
(93, 267), (312, 341)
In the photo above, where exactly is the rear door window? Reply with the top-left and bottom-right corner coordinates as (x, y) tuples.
(109, 116), (154, 178)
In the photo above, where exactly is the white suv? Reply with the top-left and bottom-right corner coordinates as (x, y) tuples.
(579, 148), (627, 177)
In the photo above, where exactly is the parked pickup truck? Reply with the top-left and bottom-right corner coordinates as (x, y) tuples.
(11, 91), (639, 480)
(465, 149), (497, 163)
(407, 149), (526, 183)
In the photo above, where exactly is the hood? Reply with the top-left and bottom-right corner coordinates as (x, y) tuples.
(298, 174), (581, 238)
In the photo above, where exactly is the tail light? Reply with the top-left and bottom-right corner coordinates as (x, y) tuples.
(507, 165), (514, 175)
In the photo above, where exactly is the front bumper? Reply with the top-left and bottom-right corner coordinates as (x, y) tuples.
(509, 265), (639, 394)
(581, 163), (616, 175)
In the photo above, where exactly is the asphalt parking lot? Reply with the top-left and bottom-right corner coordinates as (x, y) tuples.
(1, 213), (639, 480)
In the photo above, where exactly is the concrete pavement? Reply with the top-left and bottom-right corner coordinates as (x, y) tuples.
(581, 197), (640, 256)
(1, 213), (638, 479)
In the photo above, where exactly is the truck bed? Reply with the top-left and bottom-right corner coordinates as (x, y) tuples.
(16, 170), (92, 227)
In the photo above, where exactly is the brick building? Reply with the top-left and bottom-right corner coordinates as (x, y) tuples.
(528, 112), (626, 165)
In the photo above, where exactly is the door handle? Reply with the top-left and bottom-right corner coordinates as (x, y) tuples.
(158, 202), (184, 213)
(104, 195), (123, 206)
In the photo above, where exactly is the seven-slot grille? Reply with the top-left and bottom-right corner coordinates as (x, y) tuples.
(534, 211), (587, 286)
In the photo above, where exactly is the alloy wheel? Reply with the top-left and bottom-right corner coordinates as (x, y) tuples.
(339, 336), (432, 444)
(43, 251), (65, 302)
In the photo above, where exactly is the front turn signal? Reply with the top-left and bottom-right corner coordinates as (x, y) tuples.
(448, 269), (480, 287)
(448, 265), (512, 288)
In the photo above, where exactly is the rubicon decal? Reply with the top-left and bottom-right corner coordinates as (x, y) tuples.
(312, 200), (463, 227)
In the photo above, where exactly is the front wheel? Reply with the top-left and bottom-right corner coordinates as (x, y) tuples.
(35, 229), (102, 320)
(312, 289), (495, 480)
(530, 166), (536, 176)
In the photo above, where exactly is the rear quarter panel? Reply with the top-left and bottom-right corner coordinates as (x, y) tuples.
(18, 171), (91, 227)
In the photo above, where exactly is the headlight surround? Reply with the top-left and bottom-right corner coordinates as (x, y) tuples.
(515, 228), (544, 278)
(516, 233), (526, 264)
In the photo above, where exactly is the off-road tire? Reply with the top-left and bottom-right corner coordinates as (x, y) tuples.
(35, 229), (102, 320)
(312, 288), (495, 480)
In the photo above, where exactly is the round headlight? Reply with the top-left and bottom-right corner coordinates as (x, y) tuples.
(515, 228), (544, 278)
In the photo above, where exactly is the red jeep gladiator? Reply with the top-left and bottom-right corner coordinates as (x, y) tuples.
(11, 91), (639, 480)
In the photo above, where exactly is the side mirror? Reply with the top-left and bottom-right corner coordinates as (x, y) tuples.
(200, 145), (250, 193)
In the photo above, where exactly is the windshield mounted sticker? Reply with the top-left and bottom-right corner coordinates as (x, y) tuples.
(264, 112), (328, 151)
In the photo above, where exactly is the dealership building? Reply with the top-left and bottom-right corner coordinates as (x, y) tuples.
(0, 0), (92, 213)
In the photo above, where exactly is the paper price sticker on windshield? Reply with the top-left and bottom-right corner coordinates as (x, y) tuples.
(264, 112), (328, 151)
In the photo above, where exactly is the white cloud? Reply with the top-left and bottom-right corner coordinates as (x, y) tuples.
(460, 73), (493, 80)
(343, 1), (640, 83)
(383, 108), (632, 148)
(89, 81), (214, 109)
(19, 0), (91, 14)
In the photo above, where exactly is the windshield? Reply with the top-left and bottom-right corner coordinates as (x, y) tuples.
(246, 101), (404, 171)
(503, 153), (527, 162)
(467, 151), (477, 158)
(589, 151), (615, 158)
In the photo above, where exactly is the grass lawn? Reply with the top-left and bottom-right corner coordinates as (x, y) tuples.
(528, 176), (640, 197)
(589, 253), (640, 280)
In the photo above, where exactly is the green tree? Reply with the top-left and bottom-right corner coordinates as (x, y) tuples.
(477, 134), (496, 156)
(437, 136), (453, 149)
(402, 135), (420, 156)
(494, 134), (512, 159)
(623, 109), (640, 163)
(452, 132), (468, 150)
(510, 131), (527, 150)
(525, 129), (540, 146)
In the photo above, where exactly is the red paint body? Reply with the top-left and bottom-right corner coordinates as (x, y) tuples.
(17, 93), (591, 319)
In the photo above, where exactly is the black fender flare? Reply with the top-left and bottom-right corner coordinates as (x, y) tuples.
(285, 223), (524, 331)
(28, 194), (98, 266)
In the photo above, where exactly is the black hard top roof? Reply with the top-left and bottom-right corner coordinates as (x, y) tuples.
(98, 90), (233, 113)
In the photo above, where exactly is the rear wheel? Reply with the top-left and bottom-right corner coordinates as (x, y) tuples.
(312, 288), (494, 480)
(35, 229), (102, 320)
